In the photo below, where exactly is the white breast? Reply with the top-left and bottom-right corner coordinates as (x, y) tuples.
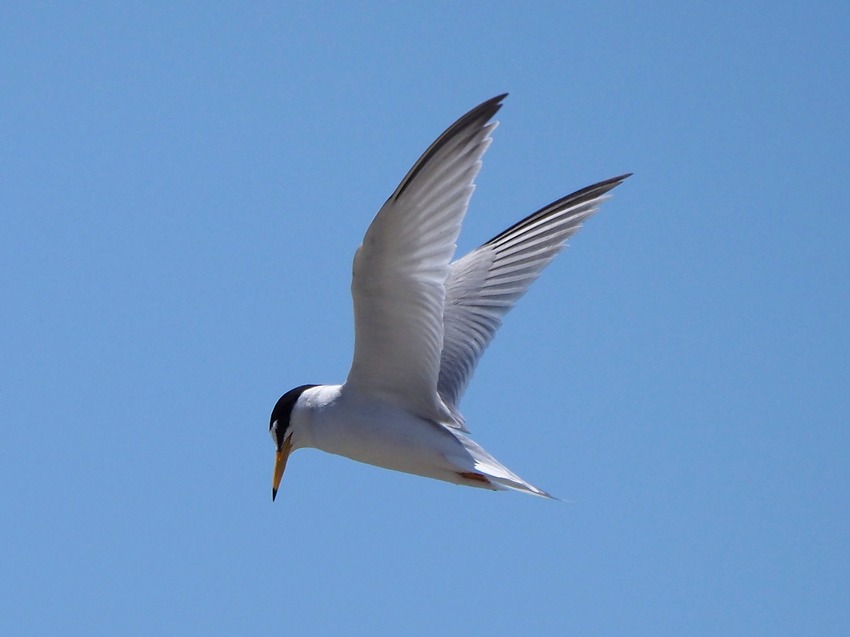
(291, 384), (473, 483)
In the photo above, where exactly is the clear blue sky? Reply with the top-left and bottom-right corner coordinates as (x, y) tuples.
(2, 3), (848, 635)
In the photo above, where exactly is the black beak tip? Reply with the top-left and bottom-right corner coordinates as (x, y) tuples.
(272, 487), (278, 502)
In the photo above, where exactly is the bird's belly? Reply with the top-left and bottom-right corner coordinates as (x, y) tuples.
(305, 401), (472, 483)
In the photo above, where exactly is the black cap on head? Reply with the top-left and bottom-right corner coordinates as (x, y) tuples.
(270, 384), (318, 449)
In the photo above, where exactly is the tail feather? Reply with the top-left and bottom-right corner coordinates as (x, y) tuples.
(455, 432), (555, 498)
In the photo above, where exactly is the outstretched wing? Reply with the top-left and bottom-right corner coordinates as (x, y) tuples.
(438, 174), (632, 413)
(345, 95), (507, 423)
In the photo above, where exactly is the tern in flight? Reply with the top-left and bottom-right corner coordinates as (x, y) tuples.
(270, 94), (629, 500)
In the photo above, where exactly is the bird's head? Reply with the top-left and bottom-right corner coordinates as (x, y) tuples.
(269, 384), (317, 501)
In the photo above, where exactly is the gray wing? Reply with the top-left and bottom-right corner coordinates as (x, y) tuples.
(345, 95), (506, 424)
(437, 173), (632, 414)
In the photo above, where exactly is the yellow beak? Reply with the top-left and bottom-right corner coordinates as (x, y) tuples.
(271, 436), (293, 501)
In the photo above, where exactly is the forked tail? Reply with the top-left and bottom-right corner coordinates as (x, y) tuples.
(456, 432), (555, 498)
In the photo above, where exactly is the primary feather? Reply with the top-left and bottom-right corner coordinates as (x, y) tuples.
(438, 174), (631, 416)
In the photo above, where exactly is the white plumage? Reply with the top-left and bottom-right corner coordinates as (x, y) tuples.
(269, 94), (629, 499)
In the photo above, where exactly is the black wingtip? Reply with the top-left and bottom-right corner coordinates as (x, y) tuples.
(574, 172), (633, 197)
(482, 172), (633, 247)
(477, 92), (509, 118)
(393, 94), (509, 200)
(590, 172), (633, 188)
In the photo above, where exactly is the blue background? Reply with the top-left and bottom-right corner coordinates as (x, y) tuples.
(2, 3), (848, 635)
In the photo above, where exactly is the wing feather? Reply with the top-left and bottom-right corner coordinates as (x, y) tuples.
(438, 174), (632, 412)
(345, 95), (507, 423)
